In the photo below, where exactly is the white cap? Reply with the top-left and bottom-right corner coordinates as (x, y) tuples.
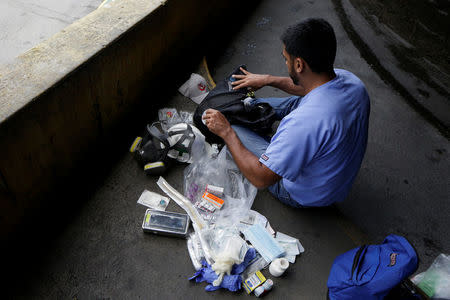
(178, 73), (209, 104)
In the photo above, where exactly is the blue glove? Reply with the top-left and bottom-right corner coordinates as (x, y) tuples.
(189, 247), (257, 292)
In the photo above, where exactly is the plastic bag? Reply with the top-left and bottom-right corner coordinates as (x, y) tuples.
(183, 146), (257, 225)
(187, 232), (205, 271)
(137, 189), (169, 211)
(158, 108), (194, 132)
(179, 111), (194, 124)
(197, 226), (244, 265)
(412, 253), (450, 299)
(158, 108), (181, 131)
(196, 226), (248, 281)
(157, 177), (207, 231)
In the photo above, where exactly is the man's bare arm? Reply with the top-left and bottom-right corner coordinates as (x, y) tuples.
(231, 67), (306, 96)
(202, 109), (281, 188)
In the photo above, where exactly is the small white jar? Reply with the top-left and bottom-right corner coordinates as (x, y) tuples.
(269, 258), (289, 277)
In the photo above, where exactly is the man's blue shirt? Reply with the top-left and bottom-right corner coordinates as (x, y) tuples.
(259, 69), (370, 206)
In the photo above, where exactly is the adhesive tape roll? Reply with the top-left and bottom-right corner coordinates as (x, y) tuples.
(269, 258), (289, 277)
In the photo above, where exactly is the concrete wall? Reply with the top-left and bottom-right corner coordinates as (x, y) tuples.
(0, 0), (234, 239)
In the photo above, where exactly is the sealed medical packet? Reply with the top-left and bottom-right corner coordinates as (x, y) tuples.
(137, 190), (169, 211)
(142, 209), (189, 237)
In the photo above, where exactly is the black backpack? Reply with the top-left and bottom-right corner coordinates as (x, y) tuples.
(193, 65), (277, 143)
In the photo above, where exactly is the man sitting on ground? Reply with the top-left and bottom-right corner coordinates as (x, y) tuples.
(202, 18), (370, 207)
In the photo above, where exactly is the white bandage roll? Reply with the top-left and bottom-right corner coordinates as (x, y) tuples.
(269, 257), (289, 277)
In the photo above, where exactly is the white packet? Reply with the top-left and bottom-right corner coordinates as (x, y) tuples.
(276, 231), (305, 253)
(137, 190), (169, 211)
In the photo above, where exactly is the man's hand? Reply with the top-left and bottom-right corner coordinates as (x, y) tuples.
(202, 109), (232, 139)
(232, 67), (306, 96)
(231, 67), (269, 91)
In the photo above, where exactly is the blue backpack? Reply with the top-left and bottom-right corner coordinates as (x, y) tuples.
(327, 234), (418, 300)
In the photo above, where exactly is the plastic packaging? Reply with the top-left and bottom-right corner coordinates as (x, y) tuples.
(197, 226), (248, 266)
(158, 108), (181, 131)
(243, 270), (266, 294)
(238, 210), (269, 232)
(183, 146), (257, 225)
(137, 189), (169, 211)
(276, 232), (304, 253)
(179, 110), (194, 124)
(142, 209), (189, 237)
(242, 224), (285, 263)
(187, 233), (203, 271)
(158, 108), (194, 131)
(254, 279), (273, 297)
(157, 176), (207, 231)
(211, 235), (248, 286)
(411, 253), (450, 299)
(254, 286), (265, 297)
(189, 248), (257, 292)
(241, 253), (270, 280)
(275, 231), (304, 263)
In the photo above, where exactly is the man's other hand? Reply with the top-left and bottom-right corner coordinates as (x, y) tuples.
(231, 67), (269, 91)
(202, 109), (232, 139)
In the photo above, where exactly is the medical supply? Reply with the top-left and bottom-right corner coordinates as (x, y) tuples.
(284, 255), (297, 264)
(206, 184), (224, 197)
(411, 253), (450, 299)
(238, 210), (276, 237)
(137, 190), (169, 211)
(262, 279), (273, 290)
(142, 209), (189, 237)
(254, 286), (265, 297)
(275, 231), (304, 263)
(269, 258), (289, 277)
(189, 248), (256, 292)
(266, 222), (275, 236)
(240, 210), (267, 227)
(202, 191), (224, 209)
(254, 279), (274, 297)
(275, 231), (305, 253)
(183, 146), (257, 227)
(242, 224), (285, 263)
(187, 238), (203, 271)
(157, 176), (207, 231)
(194, 200), (216, 213)
(243, 271), (266, 294)
(211, 235), (247, 286)
(242, 253), (270, 280)
(186, 183), (199, 202)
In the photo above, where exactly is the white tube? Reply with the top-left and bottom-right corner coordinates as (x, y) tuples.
(157, 176), (207, 230)
(157, 177), (215, 265)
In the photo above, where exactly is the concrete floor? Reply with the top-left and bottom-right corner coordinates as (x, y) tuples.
(0, 0), (102, 66)
(5, 0), (449, 298)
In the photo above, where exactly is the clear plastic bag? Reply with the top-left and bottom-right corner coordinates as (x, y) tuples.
(197, 226), (248, 267)
(158, 108), (182, 131)
(183, 146), (257, 225)
(187, 232), (205, 271)
(179, 110), (194, 124)
(412, 253), (450, 299)
(158, 108), (194, 132)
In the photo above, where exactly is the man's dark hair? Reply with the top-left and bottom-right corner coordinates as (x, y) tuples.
(281, 18), (337, 73)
